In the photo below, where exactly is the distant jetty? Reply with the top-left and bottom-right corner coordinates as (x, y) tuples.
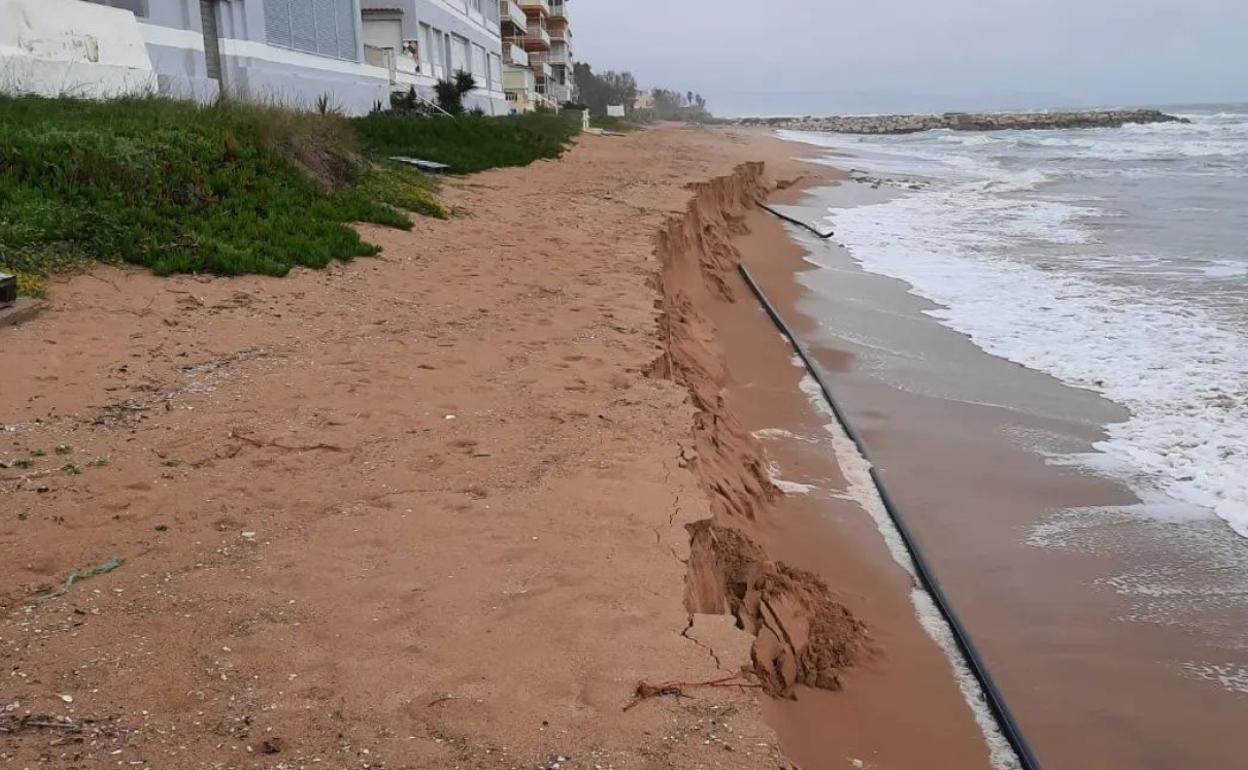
(735, 109), (1188, 134)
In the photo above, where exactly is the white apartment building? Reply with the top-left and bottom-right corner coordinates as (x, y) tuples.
(499, 0), (573, 111)
(1, 0), (507, 115)
(359, 0), (508, 114)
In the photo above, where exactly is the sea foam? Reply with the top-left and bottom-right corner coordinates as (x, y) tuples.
(784, 110), (1248, 537)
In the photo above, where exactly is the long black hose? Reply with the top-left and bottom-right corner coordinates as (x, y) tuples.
(738, 263), (1043, 770)
(760, 202), (837, 239)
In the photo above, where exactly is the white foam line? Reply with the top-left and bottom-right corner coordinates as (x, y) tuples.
(795, 372), (1022, 770)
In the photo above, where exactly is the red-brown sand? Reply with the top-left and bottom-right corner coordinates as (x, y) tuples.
(1, 126), (992, 769)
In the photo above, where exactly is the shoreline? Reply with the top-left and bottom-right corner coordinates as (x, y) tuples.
(650, 152), (1004, 768)
(759, 146), (1248, 767)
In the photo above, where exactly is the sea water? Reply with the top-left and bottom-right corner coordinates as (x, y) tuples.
(781, 105), (1248, 538)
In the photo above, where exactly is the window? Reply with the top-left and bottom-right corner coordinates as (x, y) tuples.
(427, 26), (445, 71)
(450, 34), (469, 74)
(471, 43), (487, 82)
(489, 53), (502, 90)
(263, 0), (360, 61)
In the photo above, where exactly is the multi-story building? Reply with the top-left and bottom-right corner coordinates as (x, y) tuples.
(545, 0), (573, 105)
(86, 0), (389, 113)
(359, 1), (508, 114)
(2, 0), (508, 115)
(498, 0), (572, 111)
(498, 0), (537, 111)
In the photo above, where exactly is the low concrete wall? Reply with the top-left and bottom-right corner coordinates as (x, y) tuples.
(0, 0), (156, 97)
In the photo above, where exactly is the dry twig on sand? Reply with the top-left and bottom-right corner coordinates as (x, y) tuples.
(623, 674), (761, 711)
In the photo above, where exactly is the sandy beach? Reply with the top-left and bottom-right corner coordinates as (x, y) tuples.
(1, 127), (999, 769)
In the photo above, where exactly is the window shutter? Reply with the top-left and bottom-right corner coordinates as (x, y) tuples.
(264, 0), (292, 48)
(264, 0), (357, 61)
(290, 0), (317, 53)
(336, 0), (358, 60)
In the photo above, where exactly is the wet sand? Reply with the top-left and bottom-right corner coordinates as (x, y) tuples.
(713, 203), (998, 770)
(754, 178), (1248, 768)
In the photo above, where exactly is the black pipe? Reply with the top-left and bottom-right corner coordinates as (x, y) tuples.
(738, 263), (1042, 770)
(759, 202), (836, 239)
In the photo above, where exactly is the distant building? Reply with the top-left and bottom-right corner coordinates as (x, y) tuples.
(499, 0), (573, 111)
(0, 0), (508, 114)
(545, 0), (573, 105)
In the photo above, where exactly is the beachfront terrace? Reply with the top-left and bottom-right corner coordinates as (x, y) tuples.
(548, 42), (571, 64)
(503, 41), (529, 67)
(500, 0), (527, 31)
(523, 19), (551, 50)
(519, 0), (551, 16)
(529, 59), (553, 78)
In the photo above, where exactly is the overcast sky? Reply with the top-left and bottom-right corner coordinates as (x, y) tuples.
(571, 0), (1248, 116)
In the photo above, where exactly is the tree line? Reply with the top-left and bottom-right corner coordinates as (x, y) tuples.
(571, 63), (710, 120)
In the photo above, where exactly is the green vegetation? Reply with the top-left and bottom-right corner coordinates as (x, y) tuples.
(434, 70), (478, 116)
(353, 109), (583, 174)
(0, 94), (582, 296)
(589, 115), (646, 132)
(0, 95), (459, 294)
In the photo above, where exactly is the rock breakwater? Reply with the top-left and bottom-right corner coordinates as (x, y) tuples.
(736, 109), (1187, 134)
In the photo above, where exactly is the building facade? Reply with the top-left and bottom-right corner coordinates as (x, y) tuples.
(545, 0), (573, 104)
(359, 0), (508, 115)
(98, 0), (392, 113)
(1, 0), (507, 115)
(498, 0), (573, 111)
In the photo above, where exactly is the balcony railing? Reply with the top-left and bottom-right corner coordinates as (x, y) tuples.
(519, 0), (550, 16)
(550, 0), (567, 18)
(523, 24), (551, 50)
(500, 0), (526, 30)
(503, 41), (529, 67)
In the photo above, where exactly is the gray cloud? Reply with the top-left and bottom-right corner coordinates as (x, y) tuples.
(571, 0), (1248, 115)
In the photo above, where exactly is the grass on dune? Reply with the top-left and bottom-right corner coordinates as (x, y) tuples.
(351, 109), (584, 174)
(0, 95), (582, 295)
(588, 114), (647, 132)
(0, 95), (444, 294)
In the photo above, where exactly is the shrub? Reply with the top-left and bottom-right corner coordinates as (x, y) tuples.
(0, 95), (440, 289)
(352, 110), (583, 174)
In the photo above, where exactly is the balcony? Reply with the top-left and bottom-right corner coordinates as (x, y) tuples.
(503, 41), (529, 67)
(548, 45), (571, 64)
(550, 83), (572, 103)
(523, 23), (551, 51)
(519, 0), (550, 16)
(550, 0), (567, 18)
(529, 59), (552, 78)
(500, 0), (526, 31)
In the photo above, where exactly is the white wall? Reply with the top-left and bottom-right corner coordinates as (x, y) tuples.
(0, 0), (156, 97)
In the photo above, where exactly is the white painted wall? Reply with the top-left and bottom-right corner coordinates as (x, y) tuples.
(0, 0), (156, 97)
